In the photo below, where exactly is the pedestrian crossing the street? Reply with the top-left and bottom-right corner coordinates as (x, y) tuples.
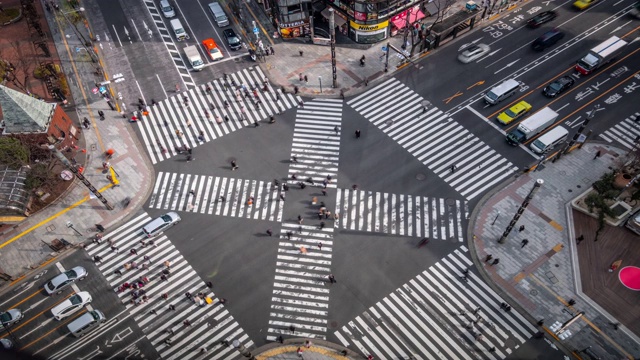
(598, 111), (640, 150)
(266, 223), (335, 341)
(335, 189), (467, 241)
(333, 246), (536, 359)
(85, 213), (253, 360)
(149, 172), (284, 222)
(137, 66), (301, 164)
(348, 78), (517, 200)
(288, 99), (343, 188)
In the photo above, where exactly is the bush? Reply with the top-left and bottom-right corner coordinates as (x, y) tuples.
(25, 163), (56, 191)
(0, 138), (30, 169)
(592, 171), (617, 199)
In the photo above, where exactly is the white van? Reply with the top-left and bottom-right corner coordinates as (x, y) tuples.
(208, 2), (229, 27)
(160, 0), (175, 18)
(484, 79), (520, 105)
(67, 310), (106, 337)
(142, 212), (181, 237)
(170, 18), (189, 41)
(530, 126), (568, 153)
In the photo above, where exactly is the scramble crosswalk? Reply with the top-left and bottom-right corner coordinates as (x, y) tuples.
(348, 78), (517, 201)
(138, 66), (301, 164)
(288, 99), (343, 188)
(335, 189), (467, 241)
(598, 111), (640, 150)
(266, 223), (335, 341)
(85, 213), (253, 359)
(149, 172), (284, 222)
(333, 246), (536, 359)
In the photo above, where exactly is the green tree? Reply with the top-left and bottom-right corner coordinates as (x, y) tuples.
(25, 163), (56, 191)
(0, 137), (29, 169)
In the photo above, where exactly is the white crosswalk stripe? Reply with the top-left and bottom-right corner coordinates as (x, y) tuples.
(598, 112), (640, 150)
(334, 246), (536, 359)
(288, 99), (343, 188)
(149, 172), (284, 221)
(335, 189), (467, 241)
(138, 66), (301, 164)
(85, 213), (253, 359)
(266, 223), (334, 341)
(348, 78), (517, 200)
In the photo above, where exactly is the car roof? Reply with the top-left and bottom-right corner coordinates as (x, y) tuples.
(511, 101), (531, 110)
(202, 38), (216, 48)
(224, 29), (235, 35)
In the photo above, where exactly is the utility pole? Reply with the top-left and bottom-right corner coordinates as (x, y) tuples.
(498, 179), (543, 244)
(329, 8), (337, 88)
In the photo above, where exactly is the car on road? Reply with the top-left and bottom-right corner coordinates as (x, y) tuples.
(0, 309), (23, 330)
(497, 101), (532, 125)
(457, 43), (490, 63)
(531, 29), (564, 51)
(526, 10), (557, 28)
(574, 0), (599, 10)
(51, 291), (92, 320)
(160, 0), (175, 18)
(543, 76), (575, 97)
(223, 29), (242, 50)
(142, 212), (181, 237)
(44, 266), (88, 295)
(202, 38), (223, 61)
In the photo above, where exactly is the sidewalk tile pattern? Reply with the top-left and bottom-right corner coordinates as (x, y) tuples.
(335, 189), (467, 240)
(334, 246), (536, 359)
(85, 213), (253, 359)
(266, 223), (335, 341)
(347, 78), (517, 200)
(139, 66), (301, 164)
(149, 172), (284, 222)
(599, 111), (640, 150)
(287, 99), (343, 188)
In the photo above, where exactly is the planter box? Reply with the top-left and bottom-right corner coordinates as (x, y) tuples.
(571, 187), (638, 226)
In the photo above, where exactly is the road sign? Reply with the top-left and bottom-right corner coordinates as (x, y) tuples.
(382, 46), (388, 52)
(99, 86), (106, 94)
(253, 27), (259, 34)
(92, 87), (99, 94)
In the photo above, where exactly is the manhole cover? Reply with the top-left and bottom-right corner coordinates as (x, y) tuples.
(505, 338), (517, 348)
(385, 120), (394, 126)
(568, 189), (573, 192)
(329, 320), (338, 329)
(530, 289), (538, 296)
(416, 173), (426, 181)
(445, 198), (455, 205)
(559, 170), (567, 176)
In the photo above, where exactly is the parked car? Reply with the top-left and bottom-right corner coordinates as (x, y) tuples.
(543, 76), (575, 97)
(457, 43), (490, 63)
(44, 266), (88, 295)
(526, 10), (557, 28)
(222, 28), (242, 50)
(497, 101), (532, 125)
(202, 38), (223, 61)
(51, 291), (92, 320)
(0, 309), (23, 330)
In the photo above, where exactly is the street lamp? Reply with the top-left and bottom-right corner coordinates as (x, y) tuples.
(319, 76), (322, 93)
(59, 7), (97, 63)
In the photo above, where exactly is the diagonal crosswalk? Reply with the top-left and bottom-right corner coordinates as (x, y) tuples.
(137, 66), (301, 164)
(334, 246), (536, 359)
(288, 99), (343, 188)
(335, 189), (467, 241)
(266, 223), (335, 341)
(85, 213), (253, 359)
(348, 78), (517, 200)
(598, 111), (640, 150)
(149, 172), (284, 222)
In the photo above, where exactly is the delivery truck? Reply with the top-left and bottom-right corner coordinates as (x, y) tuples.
(184, 45), (204, 71)
(506, 107), (559, 146)
(576, 36), (627, 75)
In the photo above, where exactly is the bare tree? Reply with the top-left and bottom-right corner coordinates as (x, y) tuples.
(406, 0), (456, 56)
(0, 41), (38, 93)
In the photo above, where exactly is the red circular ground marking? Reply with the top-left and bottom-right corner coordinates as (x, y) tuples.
(619, 266), (640, 291)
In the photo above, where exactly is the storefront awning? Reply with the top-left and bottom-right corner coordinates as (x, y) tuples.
(390, 9), (426, 30)
(321, 7), (347, 27)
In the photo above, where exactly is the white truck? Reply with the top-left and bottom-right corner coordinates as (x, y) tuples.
(575, 36), (627, 75)
(184, 45), (204, 71)
(506, 107), (559, 146)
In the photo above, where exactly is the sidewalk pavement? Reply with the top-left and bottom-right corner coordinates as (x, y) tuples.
(252, 339), (354, 359)
(470, 142), (640, 359)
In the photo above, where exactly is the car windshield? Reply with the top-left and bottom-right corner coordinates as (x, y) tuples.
(532, 139), (545, 150)
(176, 28), (185, 35)
(162, 5), (172, 11)
(161, 214), (172, 222)
(210, 48), (220, 54)
(69, 294), (81, 305)
(65, 269), (77, 279)
(549, 82), (563, 91)
(90, 311), (100, 321)
(0, 312), (10, 323)
(486, 91), (498, 101)
(505, 109), (517, 117)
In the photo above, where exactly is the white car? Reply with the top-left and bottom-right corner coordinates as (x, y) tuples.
(0, 309), (23, 330)
(44, 266), (88, 295)
(51, 291), (92, 320)
(457, 43), (490, 63)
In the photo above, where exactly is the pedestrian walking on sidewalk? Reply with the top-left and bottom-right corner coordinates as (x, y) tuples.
(491, 258), (500, 266)
(576, 235), (584, 244)
(355, 129), (361, 138)
(298, 215), (303, 224)
(521, 239), (529, 248)
(322, 189), (327, 196)
(518, 225), (525, 232)
(267, 229), (273, 236)
(93, 255), (102, 263)
(594, 150), (601, 159)
(484, 254), (492, 262)
(304, 75), (308, 83)
(299, 48), (304, 56)
(294, 86), (299, 94)
(299, 73), (303, 82)
(280, 193), (286, 201)
(319, 221), (326, 229)
(270, 46), (275, 55)
(318, 242), (323, 250)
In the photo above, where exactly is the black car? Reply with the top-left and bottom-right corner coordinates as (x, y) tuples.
(223, 29), (242, 50)
(543, 76), (575, 97)
(531, 29), (564, 51)
(526, 10), (557, 28)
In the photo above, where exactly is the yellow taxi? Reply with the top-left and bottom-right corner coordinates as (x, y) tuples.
(202, 38), (223, 61)
(497, 101), (532, 125)
(573, 0), (599, 10)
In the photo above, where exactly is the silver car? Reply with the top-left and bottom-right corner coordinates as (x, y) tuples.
(457, 43), (491, 63)
(44, 266), (88, 295)
(51, 291), (92, 320)
(0, 309), (23, 330)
